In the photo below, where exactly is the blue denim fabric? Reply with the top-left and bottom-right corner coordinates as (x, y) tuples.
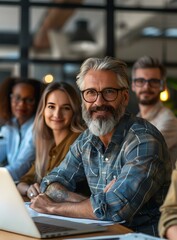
(0, 117), (35, 181)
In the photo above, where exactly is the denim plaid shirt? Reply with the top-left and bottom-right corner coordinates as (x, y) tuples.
(41, 112), (171, 234)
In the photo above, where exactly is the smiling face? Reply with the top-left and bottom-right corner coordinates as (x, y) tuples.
(132, 68), (163, 105)
(44, 90), (73, 133)
(82, 69), (129, 136)
(11, 83), (35, 125)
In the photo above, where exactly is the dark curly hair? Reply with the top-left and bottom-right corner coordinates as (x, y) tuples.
(0, 76), (45, 124)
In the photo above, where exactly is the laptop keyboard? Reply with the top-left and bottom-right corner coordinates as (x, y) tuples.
(35, 221), (74, 234)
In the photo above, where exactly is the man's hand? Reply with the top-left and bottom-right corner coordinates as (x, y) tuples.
(30, 193), (56, 214)
(30, 192), (97, 219)
(29, 182), (96, 219)
(27, 183), (41, 199)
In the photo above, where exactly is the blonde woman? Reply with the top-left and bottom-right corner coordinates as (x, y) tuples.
(17, 82), (87, 198)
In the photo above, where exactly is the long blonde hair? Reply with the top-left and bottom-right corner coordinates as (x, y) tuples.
(33, 82), (85, 182)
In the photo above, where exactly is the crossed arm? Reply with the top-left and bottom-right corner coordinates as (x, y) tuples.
(30, 179), (116, 219)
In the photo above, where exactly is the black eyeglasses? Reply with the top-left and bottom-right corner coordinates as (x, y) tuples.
(133, 78), (163, 88)
(10, 94), (35, 105)
(81, 87), (127, 103)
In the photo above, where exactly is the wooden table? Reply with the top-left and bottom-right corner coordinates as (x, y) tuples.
(0, 224), (133, 240)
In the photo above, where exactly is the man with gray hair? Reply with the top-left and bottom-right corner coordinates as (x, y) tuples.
(131, 55), (177, 169)
(30, 57), (171, 237)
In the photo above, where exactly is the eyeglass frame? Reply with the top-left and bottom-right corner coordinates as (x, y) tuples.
(10, 94), (35, 105)
(81, 87), (128, 103)
(133, 78), (163, 88)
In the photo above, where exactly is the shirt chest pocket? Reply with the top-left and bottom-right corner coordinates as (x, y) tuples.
(86, 166), (99, 178)
(82, 147), (100, 177)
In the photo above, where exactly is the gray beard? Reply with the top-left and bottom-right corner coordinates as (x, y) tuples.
(87, 117), (116, 136)
(82, 103), (125, 136)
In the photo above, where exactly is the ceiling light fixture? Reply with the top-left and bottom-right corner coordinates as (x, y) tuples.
(69, 19), (97, 54)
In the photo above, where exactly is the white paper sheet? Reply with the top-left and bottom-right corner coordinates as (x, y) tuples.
(25, 202), (114, 226)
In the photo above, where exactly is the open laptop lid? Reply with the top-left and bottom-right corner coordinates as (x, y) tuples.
(0, 167), (41, 238)
(0, 167), (106, 238)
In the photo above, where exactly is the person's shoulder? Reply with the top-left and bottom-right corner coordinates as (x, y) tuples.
(160, 105), (177, 119)
(75, 128), (90, 141)
(126, 112), (164, 137)
(124, 112), (154, 127)
(71, 128), (92, 148)
(67, 131), (82, 143)
(0, 125), (8, 136)
(1, 117), (17, 131)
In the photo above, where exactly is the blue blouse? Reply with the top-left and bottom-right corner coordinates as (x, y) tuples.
(0, 117), (35, 182)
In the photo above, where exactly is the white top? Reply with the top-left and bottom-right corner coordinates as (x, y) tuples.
(137, 101), (177, 168)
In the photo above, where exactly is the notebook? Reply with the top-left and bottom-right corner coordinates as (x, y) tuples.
(0, 167), (106, 238)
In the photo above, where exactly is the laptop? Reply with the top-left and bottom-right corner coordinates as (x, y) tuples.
(0, 167), (106, 238)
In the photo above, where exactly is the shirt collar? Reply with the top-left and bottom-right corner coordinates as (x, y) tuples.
(12, 116), (34, 129)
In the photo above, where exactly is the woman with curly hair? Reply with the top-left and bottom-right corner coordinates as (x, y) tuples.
(0, 76), (44, 182)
